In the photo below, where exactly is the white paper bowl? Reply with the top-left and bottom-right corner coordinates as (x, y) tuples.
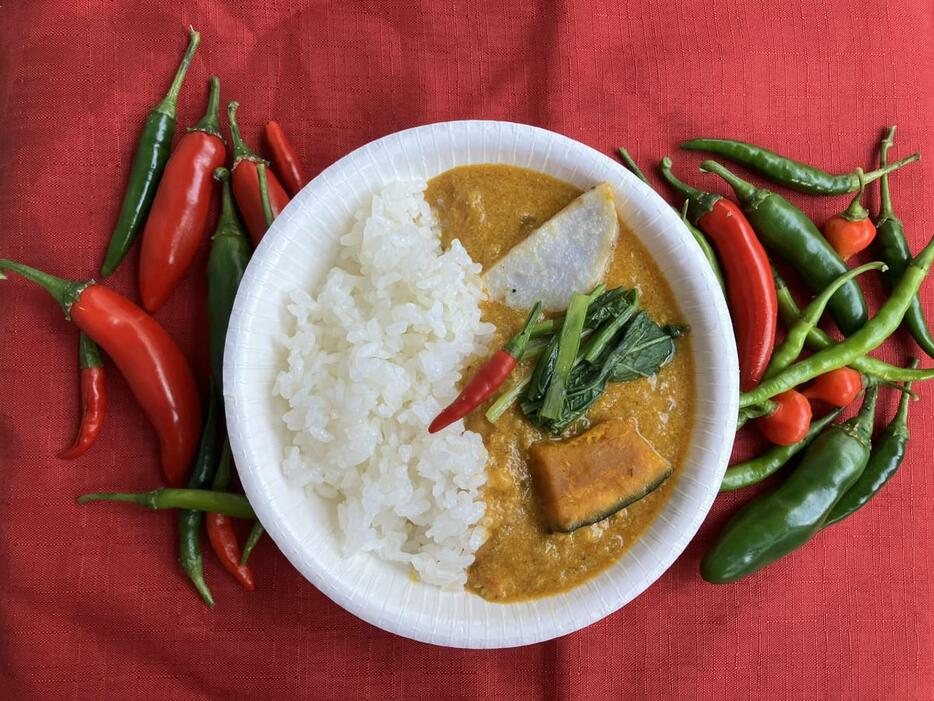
(224, 121), (738, 649)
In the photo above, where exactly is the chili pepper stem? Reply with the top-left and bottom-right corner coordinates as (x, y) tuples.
(228, 101), (268, 167)
(0, 259), (91, 319)
(154, 27), (200, 117)
(859, 151), (920, 190)
(504, 302), (543, 357)
(891, 358), (919, 433)
(617, 148), (649, 184)
(699, 160), (759, 202)
(189, 75), (223, 139)
(878, 126), (897, 221)
(839, 168), (869, 222)
(78, 488), (256, 519)
(659, 157), (720, 222)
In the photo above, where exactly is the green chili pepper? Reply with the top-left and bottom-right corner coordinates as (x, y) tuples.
(178, 384), (221, 606)
(764, 262), (885, 378)
(701, 159), (868, 335)
(681, 137), (919, 195)
(873, 127), (934, 358)
(740, 235), (934, 408)
(208, 168), (253, 394)
(617, 148), (725, 291)
(100, 28), (201, 277)
(703, 386), (877, 583)
(825, 363), (917, 527)
(722, 408), (843, 492)
(78, 488), (255, 519)
(241, 521), (265, 566)
(772, 268), (933, 383)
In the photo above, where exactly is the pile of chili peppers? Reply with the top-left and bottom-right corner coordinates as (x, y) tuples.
(0, 27), (308, 606)
(623, 125), (933, 583)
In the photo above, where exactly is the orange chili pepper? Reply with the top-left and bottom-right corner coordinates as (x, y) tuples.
(824, 169), (876, 260)
(802, 367), (863, 407)
(755, 389), (812, 446)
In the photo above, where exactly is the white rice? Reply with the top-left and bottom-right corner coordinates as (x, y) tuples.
(274, 180), (495, 589)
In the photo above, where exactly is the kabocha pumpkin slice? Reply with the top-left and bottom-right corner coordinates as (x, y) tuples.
(529, 418), (672, 533)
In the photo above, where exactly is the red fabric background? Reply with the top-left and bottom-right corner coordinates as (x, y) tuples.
(2, 1), (933, 699)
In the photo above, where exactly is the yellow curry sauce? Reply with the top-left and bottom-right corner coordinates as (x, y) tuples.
(425, 165), (696, 602)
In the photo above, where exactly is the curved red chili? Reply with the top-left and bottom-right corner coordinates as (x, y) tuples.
(755, 389), (812, 446)
(207, 441), (255, 591)
(0, 260), (202, 486)
(264, 120), (307, 197)
(660, 158), (777, 391)
(823, 168), (875, 261)
(59, 333), (107, 459)
(429, 302), (542, 433)
(139, 77), (227, 312)
(227, 102), (290, 247)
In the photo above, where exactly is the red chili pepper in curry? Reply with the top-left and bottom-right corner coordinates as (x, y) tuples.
(0, 260), (202, 486)
(139, 76), (227, 312)
(429, 302), (542, 433)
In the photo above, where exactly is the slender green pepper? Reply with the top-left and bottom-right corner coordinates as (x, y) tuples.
(825, 363), (917, 526)
(178, 385), (221, 606)
(241, 522), (265, 566)
(740, 235), (934, 408)
(208, 168), (253, 394)
(701, 159), (868, 335)
(78, 488), (255, 518)
(617, 148), (725, 290)
(722, 408), (843, 492)
(773, 268), (933, 383)
(873, 127), (934, 358)
(101, 27), (201, 276)
(764, 262), (885, 378)
(703, 386), (877, 583)
(682, 137), (919, 195)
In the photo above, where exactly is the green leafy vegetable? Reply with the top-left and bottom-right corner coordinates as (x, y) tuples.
(540, 292), (589, 420)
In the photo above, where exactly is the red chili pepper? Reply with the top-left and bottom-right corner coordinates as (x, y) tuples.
(59, 333), (107, 459)
(824, 168), (876, 261)
(227, 102), (290, 247)
(660, 158), (777, 391)
(139, 77), (227, 312)
(264, 120), (307, 197)
(755, 389), (812, 445)
(429, 302), (542, 433)
(0, 260), (201, 486)
(207, 440), (255, 591)
(802, 367), (863, 407)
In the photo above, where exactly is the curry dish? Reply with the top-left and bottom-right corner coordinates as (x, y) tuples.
(426, 165), (696, 602)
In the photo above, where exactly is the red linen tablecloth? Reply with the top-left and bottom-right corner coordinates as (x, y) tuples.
(2, 2), (933, 699)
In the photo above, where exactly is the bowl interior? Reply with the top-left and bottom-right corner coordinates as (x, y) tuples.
(224, 120), (738, 648)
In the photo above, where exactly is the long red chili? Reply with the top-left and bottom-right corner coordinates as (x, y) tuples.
(227, 102), (290, 247)
(264, 120), (307, 197)
(429, 302), (542, 433)
(207, 440), (255, 591)
(139, 77), (227, 312)
(59, 332), (107, 459)
(0, 260), (202, 486)
(660, 158), (777, 391)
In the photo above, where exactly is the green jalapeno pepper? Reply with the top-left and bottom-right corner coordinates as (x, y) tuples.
(703, 385), (877, 583)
